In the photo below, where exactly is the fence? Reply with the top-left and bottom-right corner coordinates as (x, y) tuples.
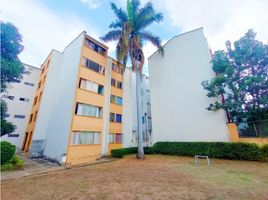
(238, 120), (268, 138)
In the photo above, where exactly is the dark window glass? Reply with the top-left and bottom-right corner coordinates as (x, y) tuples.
(116, 114), (122, 123)
(110, 113), (115, 122)
(14, 115), (25, 119)
(117, 81), (122, 89)
(111, 78), (116, 87)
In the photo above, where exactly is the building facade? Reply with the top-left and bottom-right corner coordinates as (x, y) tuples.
(1, 63), (41, 148)
(21, 32), (152, 165)
(148, 28), (230, 143)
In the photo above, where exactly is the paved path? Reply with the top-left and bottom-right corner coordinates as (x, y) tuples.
(1, 152), (65, 181)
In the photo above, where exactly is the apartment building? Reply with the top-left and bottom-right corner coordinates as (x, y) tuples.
(148, 28), (230, 143)
(21, 31), (151, 165)
(1, 63), (41, 148)
(123, 71), (152, 147)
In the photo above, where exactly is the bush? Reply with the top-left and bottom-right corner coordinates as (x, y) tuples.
(111, 147), (154, 158)
(0, 141), (16, 164)
(261, 144), (268, 162)
(1, 155), (24, 171)
(153, 142), (264, 161)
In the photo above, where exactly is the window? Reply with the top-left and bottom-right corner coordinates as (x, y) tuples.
(142, 116), (145, 124)
(117, 81), (122, 89)
(23, 70), (31, 75)
(29, 113), (33, 123)
(112, 63), (123, 74)
(24, 82), (34, 87)
(19, 97), (30, 102)
(75, 103), (102, 118)
(82, 57), (105, 75)
(39, 92), (43, 102)
(109, 113), (115, 122)
(43, 75), (47, 84)
(116, 96), (122, 105)
(109, 133), (114, 144)
(71, 131), (101, 145)
(2, 95), (14, 100)
(111, 78), (116, 87)
(115, 133), (122, 143)
(41, 67), (45, 75)
(116, 114), (122, 123)
(79, 78), (104, 95)
(110, 95), (116, 104)
(34, 96), (38, 105)
(84, 38), (107, 56)
(33, 111), (38, 121)
(14, 115), (25, 119)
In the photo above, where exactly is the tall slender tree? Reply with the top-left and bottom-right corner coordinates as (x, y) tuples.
(101, 0), (163, 159)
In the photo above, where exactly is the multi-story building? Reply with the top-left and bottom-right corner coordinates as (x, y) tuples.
(148, 28), (230, 143)
(21, 31), (152, 166)
(122, 71), (152, 147)
(1, 63), (41, 148)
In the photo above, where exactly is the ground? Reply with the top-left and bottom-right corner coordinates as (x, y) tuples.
(1, 155), (268, 200)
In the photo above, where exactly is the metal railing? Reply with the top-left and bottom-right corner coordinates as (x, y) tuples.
(238, 120), (268, 138)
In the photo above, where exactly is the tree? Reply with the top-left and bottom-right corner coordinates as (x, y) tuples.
(1, 22), (24, 136)
(101, 0), (163, 159)
(1, 100), (15, 136)
(202, 30), (268, 124)
(1, 21), (24, 92)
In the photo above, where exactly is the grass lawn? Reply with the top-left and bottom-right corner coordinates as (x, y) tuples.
(1, 155), (268, 200)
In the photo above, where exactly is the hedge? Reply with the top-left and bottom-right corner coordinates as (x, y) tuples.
(0, 141), (16, 164)
(111, 147), (154, 158)
(111, 142), (268, 162)
(0, 155), (24, 171)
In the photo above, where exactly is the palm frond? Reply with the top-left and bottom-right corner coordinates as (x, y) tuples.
(100, 29), (122, 42)
(110, 2), (128, 22)
(137, 11), (163, 31)
(139, 31), (164, 55)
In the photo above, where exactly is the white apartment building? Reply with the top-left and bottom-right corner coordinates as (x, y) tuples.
(148, 28), (230, 143)
(123, 70), (152, 147)
(1, 63), (41, 147)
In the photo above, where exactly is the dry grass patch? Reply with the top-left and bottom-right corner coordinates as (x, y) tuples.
(1, 155), (268, 200)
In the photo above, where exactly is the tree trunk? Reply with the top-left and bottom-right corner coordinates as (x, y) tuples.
(135, 68), (144, 159)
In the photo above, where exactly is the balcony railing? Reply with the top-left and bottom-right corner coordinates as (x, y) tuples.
(238, 120), (268, 138)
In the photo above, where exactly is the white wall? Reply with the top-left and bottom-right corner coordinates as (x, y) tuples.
(122, 69), (153, 147)
(148, 28), (230, 143)
(1, 64), (40, 147)
(32, 32), (84, 162)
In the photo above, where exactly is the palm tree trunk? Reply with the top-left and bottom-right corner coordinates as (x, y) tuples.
(135, 67), (144, 159)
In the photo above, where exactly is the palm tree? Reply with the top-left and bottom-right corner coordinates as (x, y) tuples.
(101, 0), (163, 159)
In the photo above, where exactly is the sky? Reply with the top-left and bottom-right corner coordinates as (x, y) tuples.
(1, 0), (268, 75)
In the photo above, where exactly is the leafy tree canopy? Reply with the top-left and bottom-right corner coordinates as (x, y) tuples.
(202, 30), (268, 124)
(1, 21), (24, 92)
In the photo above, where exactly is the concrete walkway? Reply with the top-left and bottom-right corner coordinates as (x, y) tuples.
(1, 152), (65, 181)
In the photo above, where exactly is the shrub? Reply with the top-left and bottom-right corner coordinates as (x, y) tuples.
(153, 142), (264, 161)
(261, 144), (268, 162)
(0, 141), (16, 164)
(1, 155), (24, 171)
(111, 147), (154, 158)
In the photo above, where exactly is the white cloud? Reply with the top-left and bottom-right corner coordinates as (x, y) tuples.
(1, 0), (99, 67)
(152, 0), (268, 51)
(80, 0), (102, 9)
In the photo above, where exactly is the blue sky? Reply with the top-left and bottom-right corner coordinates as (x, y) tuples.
(2, 0), (268, 74)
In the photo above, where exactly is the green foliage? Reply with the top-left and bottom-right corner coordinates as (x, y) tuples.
(1, 21), (24, 92)
(202, 30), (268, 123)
(1, 155), (24, 171)
(1, 100), (15, 136)
(101, 0), (163, 71)
(260, 144), (268, 162)
(153, 142), (265, 161)
(0, 141), (16, 164)
(111, 147), (154, 158)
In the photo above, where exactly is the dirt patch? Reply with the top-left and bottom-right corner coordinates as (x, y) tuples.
(1, 155), (268, 200)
